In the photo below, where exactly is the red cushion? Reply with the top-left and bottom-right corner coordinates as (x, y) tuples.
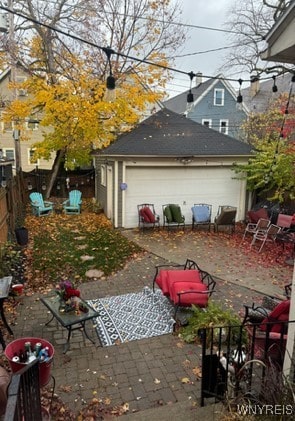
(291, 213), (295, 225)
(156, 269), (202, 296)
(155, 270), (170, 295)
(247, 208), (269, 223)
(139, 208), (149, 222)
(143, 207), (156, 223)
(170, 281), (209, 307)
(260, 300), (290, 333)
(166, 270), (202, 296)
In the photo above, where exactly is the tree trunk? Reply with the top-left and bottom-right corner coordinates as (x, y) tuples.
(45, 149), (65, 199)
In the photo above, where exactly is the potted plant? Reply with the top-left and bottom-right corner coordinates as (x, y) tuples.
(14, 207), (28, 246)
(178, 301), (246, 347)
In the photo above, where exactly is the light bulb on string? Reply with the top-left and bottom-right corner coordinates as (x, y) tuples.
(186, 71), (195, 113)
(236, 78), (243, 110)
(1, 176), (6, 188)
(41, 179), (46, 191)
(28, 181), (33, 191)
(272, 76), (278, 93)
(103, 47), (116, 102)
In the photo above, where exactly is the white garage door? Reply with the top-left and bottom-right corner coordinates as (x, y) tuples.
(124, 166), (244, 228)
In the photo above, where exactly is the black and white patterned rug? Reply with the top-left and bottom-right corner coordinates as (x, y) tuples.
(87, 287), (175, 347)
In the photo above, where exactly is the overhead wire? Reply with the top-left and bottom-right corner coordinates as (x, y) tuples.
(23, 0), (243, 35)
(0, 4), (285, 85)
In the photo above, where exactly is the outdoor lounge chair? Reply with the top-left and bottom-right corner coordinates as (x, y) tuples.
(63, 190), (82, 214)
(213, 205), (237, 234)
(153, 259), (216, 317)
(191, 204), (212, 231)
(29, 192), (54, 217)
(137, 204), (160, 230)
(241, 218), (270, 242)
(250, 223), (281, 252)
(276, 213), (293, 232)
(243, 299), (290, 365)
(162, 204), (185, 230)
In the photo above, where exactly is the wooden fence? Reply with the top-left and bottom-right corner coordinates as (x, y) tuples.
(0, 173), (25, 246)
(0, 170), (95, 246)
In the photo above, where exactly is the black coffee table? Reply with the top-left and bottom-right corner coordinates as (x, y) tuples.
(41, 295), (99, 353)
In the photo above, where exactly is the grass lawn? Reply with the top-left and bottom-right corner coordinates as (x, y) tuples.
(22, 209), (142, 292)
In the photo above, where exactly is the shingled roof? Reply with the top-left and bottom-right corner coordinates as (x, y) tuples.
(96, 108), (253, 158)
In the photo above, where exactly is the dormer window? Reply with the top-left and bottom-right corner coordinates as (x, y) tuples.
(214, 89), (224, 106)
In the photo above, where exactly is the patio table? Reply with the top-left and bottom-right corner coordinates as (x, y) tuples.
(40, 295), (100, 353)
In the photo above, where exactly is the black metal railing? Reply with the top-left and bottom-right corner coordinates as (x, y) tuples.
(200, 319), (295, 407)
(4, 359), (42, 421)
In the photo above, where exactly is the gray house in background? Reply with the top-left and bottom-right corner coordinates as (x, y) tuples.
(242, 73), (293, 114)
(164, 74), (248, 140)
(93, 108), (252, 228)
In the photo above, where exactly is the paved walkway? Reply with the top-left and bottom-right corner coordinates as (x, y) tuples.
(2, 226), (294, 419)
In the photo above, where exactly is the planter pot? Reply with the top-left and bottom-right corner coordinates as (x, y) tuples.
(15, 227), (29, 246)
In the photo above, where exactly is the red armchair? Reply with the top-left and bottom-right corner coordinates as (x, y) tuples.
(153, 259), (216, 317)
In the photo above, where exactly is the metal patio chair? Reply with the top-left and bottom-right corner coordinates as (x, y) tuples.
(250, 223), (281, 253)
(191, 204), (212, 231)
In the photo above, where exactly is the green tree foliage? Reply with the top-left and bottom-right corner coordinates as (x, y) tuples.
(233, 94), (295, 203)
(0, 0), (186, 197)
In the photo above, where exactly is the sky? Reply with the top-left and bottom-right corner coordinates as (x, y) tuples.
(165, 0), (242, 98)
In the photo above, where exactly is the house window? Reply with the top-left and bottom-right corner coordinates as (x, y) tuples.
(101, 164), (106, 186)
(28, 149), (38, 165)
(1, 113), (13, 131)
(3, 148), (15, 160)
(26, 120), (39, 130)
(220, 120), (229, 134)
(214, 89), (224, 106)
(202, 119), (212, 128)
(15, 76), (27, 97)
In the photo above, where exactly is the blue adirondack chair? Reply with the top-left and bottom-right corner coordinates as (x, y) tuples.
(29, 192), (54, 216)
(63, 190), (82, 214)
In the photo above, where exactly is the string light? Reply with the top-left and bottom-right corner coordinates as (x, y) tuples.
(41, 178), (46, 191)
(185, 71), (195, 113)
(236, 79), (243, 104)
(103, 47), (116, 102)
(272, 75), (278, 93)
(186, 72), (194, 104)
(0, 4), (288, 88)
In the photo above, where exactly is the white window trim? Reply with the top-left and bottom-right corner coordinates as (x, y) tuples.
(101, 164), (106, 186)
(1, 112), (14, 132)
(28, 148), (39, 166)
(25, 121), (39, 130)
(220, 119), (229, 134)
(202, 119), (212, 128)
(3, 148), (15, 160)
(15, 76), (28, 97)
(214, 88), (224, 106)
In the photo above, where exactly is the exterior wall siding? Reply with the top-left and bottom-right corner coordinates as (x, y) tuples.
(0, 68), (55, 172)
(95, 157), (107, 212)
(117, 161), (123, 228)
(187, 81), (247, 139)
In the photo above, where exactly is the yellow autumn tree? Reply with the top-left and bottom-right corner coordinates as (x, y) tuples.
(0, 0), (186, 197)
